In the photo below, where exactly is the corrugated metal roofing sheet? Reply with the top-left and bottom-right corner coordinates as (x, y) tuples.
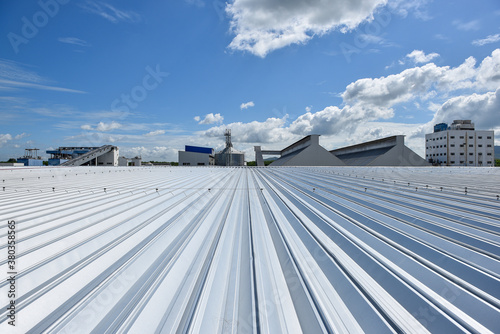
(1, 166), (499, 333)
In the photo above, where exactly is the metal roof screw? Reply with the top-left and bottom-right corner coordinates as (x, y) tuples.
(416, 187), (418, 191)
(208, 188), (211, 192)
(313, 188), (315, 192)
(2, 187), (5, 191)
(440, 187), (443, 191)
(408, 182), (410, 186)
(365, 188), (367, 192)
(52, 187), (55, 192)
(104, 188), (106, 192)
(497, 195), (499, 200)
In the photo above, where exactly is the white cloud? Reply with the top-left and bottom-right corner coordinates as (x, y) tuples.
(405, 50), (439, 64)
(342, 49), (500, 108)
(122, 146), (178, 161)
(14, 133), (27, 140)
(305, 106), (312, 112)
(96, 121), (122, 131)
(144, 130), (166, 137)
(203, 116), (294, 144)
(289, 104), (393, 135)
(430, 88), (500, 130)
(58, 37), (91, 47)
(0, 134), (12, 147)
(226, 0), (388, 57)
(81, 121), (122, 131)
(240, 101), (255, 110)
(472, 33), (500, 46)
(197, 113), (224, 124)
(80, 1), (141, 23)
(452, 19), (480, 31)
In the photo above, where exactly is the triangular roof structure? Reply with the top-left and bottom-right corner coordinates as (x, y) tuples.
(269, 135), (345, 166)
(330, 135), (428, 166)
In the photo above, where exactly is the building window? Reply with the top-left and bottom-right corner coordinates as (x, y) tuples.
(478, 144), (482, 147)
(460, 144), (464, 147)
(487, 161), (492, 164)
(469, 144), (473, 147)
(478, 152), (482, 155)
(487, 136), (492, 139)
(451, 161), (455, 164)
(460, 153), (464, 155)
(469, 153), (473, 155)
(444, 145), (446, 147)
(450, 136), (455, 139)
(460, 161), (464, 164)
(451, 153), (455, 155)
(469, 161), (473, 164)
(487, 144), (492, 147)
(469, 136), (473, 139)
(478, 136), (482, 139)
(450, 144), (455, 147)
(459, 136), (464, 139)
(487, 153), (492, 156)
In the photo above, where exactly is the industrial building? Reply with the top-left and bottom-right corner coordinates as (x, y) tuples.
(118, 156), (142, 167)
(256, 134), (427, 167)
(425, 120), (495, 166)
(331, 135), (429, 166)
(0, 166), (499, 333)
(17, 148), (43, 166)
(47, 146), (119, 166)
(260, 135), (344, 166)
(214, 129), (245, 166)
(178, 145), (215, 166)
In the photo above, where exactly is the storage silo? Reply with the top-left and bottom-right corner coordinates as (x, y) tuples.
(214, 129), (245, 166)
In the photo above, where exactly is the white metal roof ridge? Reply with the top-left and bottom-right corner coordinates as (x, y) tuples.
(0, 166), (499, 333)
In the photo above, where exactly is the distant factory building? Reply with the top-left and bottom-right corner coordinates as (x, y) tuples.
(17, 148), (43, 166)
(118, 156), (142, 167)
(262, 135), (343, 167)
(214, 130), (245, 166)
(178, 145), (215, 166)
(47, 146), (119, 166)
(331, 135), (428, 166)
(425, 120), (494, 166)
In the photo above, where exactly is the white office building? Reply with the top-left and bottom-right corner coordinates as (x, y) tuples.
(425, 120), (494, 166)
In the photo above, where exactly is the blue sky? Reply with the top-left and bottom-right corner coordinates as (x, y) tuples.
(1, 0), (499, 161)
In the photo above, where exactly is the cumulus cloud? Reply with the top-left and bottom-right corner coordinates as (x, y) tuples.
(197, 113), (224, 124)
(431, 88), (500, 130)
(80, 121), (122, 131)
(122, 146), (178, 161)
(289, 104), (393, 135)
(203, 116), (293, 143)
(343, 49), (500, 108)
(472, 33), (500, 46)
(14, 133), (27, 140)
(405, 50), (439, 64)
(0, 134), (12, 146)
(226, 0), (388, 57)
(144, 130), (166, 137)
(240, 101), (255, 110)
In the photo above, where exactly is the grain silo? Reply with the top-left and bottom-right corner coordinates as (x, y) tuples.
(214, 129), (245, 166)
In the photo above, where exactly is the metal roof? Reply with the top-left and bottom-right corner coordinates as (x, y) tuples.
(1, 166), (499, 333)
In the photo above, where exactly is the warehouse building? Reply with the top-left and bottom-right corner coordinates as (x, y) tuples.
(178, 145), (215, 166)
(257, 135), (344, 167)
(425, 120), (495, 166)
(331, 135), (428, 166)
